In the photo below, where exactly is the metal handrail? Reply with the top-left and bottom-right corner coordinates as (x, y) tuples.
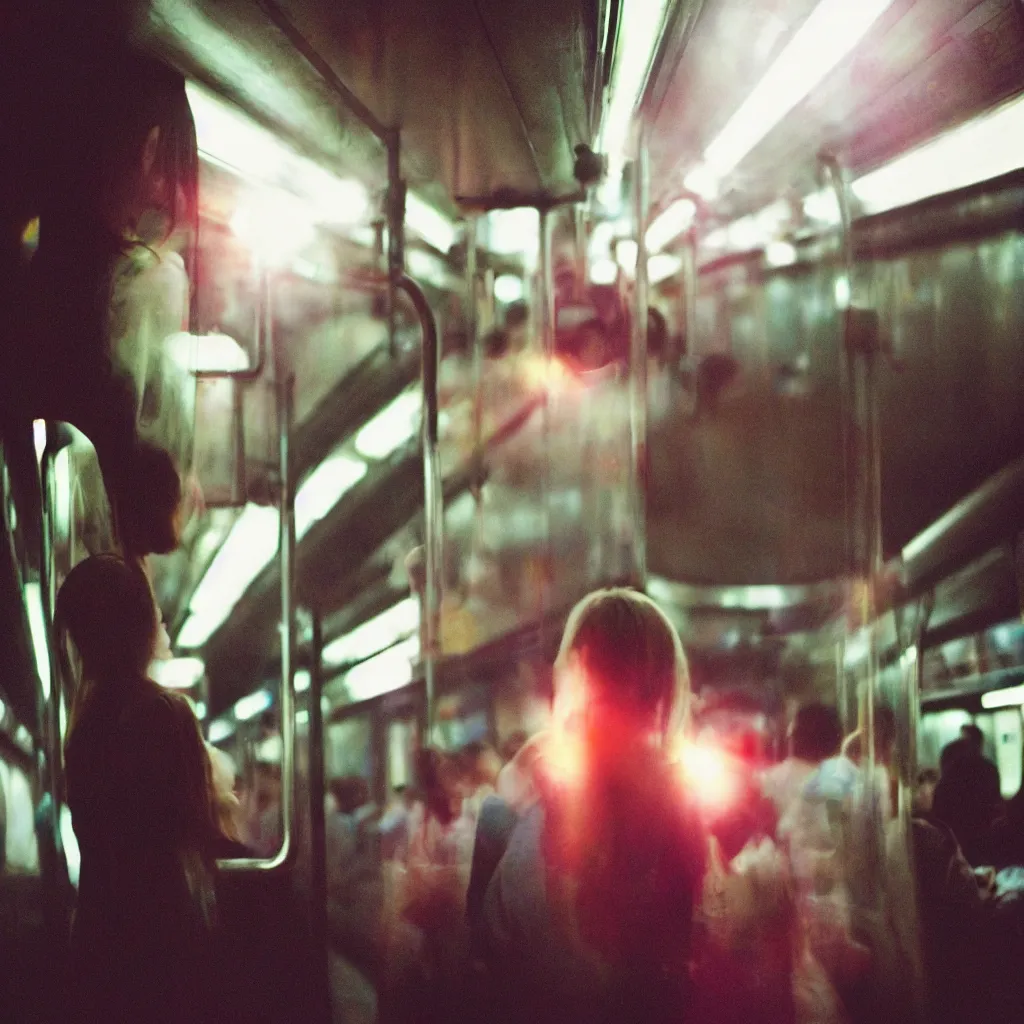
(218, 307), (296, 873)
(898, 456), (1024, 600)
(629, 131), (650, 590)
(394, 274), (442, 740)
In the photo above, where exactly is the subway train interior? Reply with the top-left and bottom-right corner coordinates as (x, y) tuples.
(2, 0), (1024, 1021)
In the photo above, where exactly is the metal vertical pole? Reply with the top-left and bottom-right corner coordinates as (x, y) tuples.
(307, 611), (329, 1005)
(466, 218), (482, 460)
(630, 134), (650, 589)
(537, 209), (555, 621)
(386, 132), (406, 359)
(573, 205), (588, 299)
(39, 432), (63, 860)
(275, 290), (297, 870)
(220, 285), (295, 873)
(395, 276), (442, 742)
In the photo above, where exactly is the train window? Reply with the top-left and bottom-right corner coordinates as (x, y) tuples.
(325, 717), (371, 782)
(0, 759), (39, 874)
(387, 718), (417, 791)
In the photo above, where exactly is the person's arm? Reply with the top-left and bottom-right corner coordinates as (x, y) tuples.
(466, 796), (519, 930)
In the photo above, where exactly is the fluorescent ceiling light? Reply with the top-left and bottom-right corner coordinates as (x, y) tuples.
(33, 419), (46, 463)
(151, 656), (205, 690)
(188, 82), (367, 227)
(852, 92), (1024, 215)
(598, 0), (673, 184)
(60, 805), (81, 889)
(179, 452), (363, 649)
(295, 454), (367, 540)
(803, 189), (840, 225)
(323, 596), (420, 668)
(589, 258), (619, 285)
(194, 701), (208, 720)
(231, 189), (316, 265)
(407, 248), (453, 290)
(24, 582), (51, 699)
(684, 165), (719, 200)
(765, 240), (798, 267)
(0, 697), (5, 721)
(294, 669), (311, 694)
(649, 252), (683, 284)
(235, 688), (273, 722)
(702, 0), (895, 179)
(177, 504), (280, 649)
(171, 332), (250, 373)
(494, 274), (525, 305)
(354, 390), (422, 460)
(208, 718), (235, 744)
(15, 724), (33, 752)
(487, 208), (540, 257)
(646, 199), (696, 252)
(616, 239), (639, 273)
(342, 634), (420, 703)
(406, 193), (456, 253)
(982, 685), (1024, 710)
(296, 709), (310, 725)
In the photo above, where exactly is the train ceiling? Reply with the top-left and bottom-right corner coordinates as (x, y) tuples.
(136, 0), (613, 210)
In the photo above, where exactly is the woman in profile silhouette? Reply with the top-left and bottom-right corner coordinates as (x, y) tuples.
(58, 553), (219, 1022)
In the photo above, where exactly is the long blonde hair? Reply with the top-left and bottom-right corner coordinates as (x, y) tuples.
(541, 588), (704, 971)
(553, 587), (690, 747)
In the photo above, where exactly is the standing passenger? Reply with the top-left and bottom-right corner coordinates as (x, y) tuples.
(57, 554), (219, 1022)
(4, 48), (199, 559)
(480, 589), (706, 1024)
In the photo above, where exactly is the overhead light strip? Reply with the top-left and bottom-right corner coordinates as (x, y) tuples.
(688, 0), (895, 194)
(323, 597), (420, 668)
(187, 83), (369, 227)
(851, 91), (1024, 216)
(598, 0), (674, 202)
(176, 453), (367, 650)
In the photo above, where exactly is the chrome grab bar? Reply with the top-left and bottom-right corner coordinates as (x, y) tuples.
(218, 295), (296, 873)
(394, 274), (441, 741)
(629, 132), (650, 590)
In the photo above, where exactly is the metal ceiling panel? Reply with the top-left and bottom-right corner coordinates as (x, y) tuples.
(138, 0), (601, 207)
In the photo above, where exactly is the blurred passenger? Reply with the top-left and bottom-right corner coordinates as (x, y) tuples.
(206, 744), (243, 851)
(479, 589), (706, 1024)
(912, 816), (999, 1024)
(460, 741), (502, 820)
(240, 762), (282, 857)
(57, 554), (219, 1022)
(387, 748), (473, 1022)
(380, 785), (416, 862)
(811, 705), (897, 821)
(960, 723), (1002, 798)
(2, 49), (198, 559)
(933, 736), (1004, 866)
(761, 703), (842, 823)
(499, 730), (528, 766)
(913, 768), (940, 816)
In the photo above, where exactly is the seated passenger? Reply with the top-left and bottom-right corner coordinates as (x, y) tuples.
(2, 49), (198, 559)
(480, 589), (706, 1024)
(57, 554), (219, 1023)
(933, 737), (1004, 867)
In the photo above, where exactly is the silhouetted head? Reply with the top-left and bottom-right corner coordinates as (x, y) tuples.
(57, 553), (159, 686)
(56, 50), (198, 241)
(960, 723), (985, 755)
(555, 587), (689, 748)
(789, 703), (842, 763)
